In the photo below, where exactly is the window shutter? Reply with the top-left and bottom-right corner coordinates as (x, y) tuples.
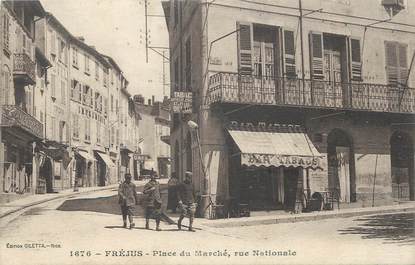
(283, 29), (296, 78)
(349, 38), (362, 81)
(398, 43), (408, 85)
(309, 32), (324, 80)
(237, 22), (253, 75)
(385, 41), (399, 85)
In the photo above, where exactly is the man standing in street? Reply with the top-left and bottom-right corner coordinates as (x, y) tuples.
(177, 171), (196, 232)
(143, 174), (162, 231)
(118, 174), (139, 229)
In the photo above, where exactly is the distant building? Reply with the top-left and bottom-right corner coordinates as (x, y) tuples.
(134, 95), (171, 178)
(0, 1), (140, 202)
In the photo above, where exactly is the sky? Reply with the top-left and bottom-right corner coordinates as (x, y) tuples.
(40, 0), (170, 102)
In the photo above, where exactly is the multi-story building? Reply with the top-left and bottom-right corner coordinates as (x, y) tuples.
(68, 35), (113, 187)
(101, 54), (122, 183)
(119, 85), (141, 180)
(0, 0), (46, 200)
(163, 0), (415, 217)
(135, 95), (171, 178)
(35, 12), (72, 193)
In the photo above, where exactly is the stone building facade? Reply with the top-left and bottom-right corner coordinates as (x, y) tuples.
(163, 0), (415, 217)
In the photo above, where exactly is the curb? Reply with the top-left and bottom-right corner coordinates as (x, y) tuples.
(202, 206), (415, 228)
(0, 185), (118, 219)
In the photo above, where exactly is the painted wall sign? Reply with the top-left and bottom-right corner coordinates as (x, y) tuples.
(241, 153), (322, 169)
(172, 92), (192, 113)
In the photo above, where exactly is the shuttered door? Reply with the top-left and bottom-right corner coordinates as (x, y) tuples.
(283, 30), (296, 78)
(237, 22), (253, 75)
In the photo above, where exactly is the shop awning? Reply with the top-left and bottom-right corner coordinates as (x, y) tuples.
(228, 125), (323, 169)
(76, 150), (96, 162)
(96, 152), (116, 168)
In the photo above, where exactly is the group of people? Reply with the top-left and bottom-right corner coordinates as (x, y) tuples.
(117, 172), (196, 232)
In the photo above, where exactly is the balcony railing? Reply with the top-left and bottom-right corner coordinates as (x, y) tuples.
(13, 53), (36, 85)
(1, 105), (43, 139)
(207, 72), (415, 114)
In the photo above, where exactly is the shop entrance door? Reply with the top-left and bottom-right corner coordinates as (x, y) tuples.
(284, 168), (299, 211)
(336, 147), (351, 203)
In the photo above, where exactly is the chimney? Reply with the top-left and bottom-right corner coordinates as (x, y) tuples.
(152, 95), (155, 105)
(148, 99), (151, 106)
(77, 36), (85, 42)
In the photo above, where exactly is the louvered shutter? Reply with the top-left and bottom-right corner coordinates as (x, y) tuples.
(283, 29), (296, 78)
(385, 41), (399, 85)
(349, 38), (362, 81)
(398, 43), (408, 85)
(237, 22), (253, 75)
(309, 32), (324, 80)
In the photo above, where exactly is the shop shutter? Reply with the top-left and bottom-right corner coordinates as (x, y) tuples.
(237, 22), (253, 75)
(309, 32), (324, 80)
(385, 41), (399, 85)
(349, 37), (362, 81)
(283, 29), (296, 78)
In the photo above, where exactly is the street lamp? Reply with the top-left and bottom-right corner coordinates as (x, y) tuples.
(187, 120), (211, 218)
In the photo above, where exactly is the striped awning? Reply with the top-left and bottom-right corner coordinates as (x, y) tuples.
(228, 125), (322, 169)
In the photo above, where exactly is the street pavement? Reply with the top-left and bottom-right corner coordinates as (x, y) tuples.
(0, 189), (414, 265)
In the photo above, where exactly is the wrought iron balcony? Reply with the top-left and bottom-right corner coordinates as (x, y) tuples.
(1, 105), (43, 139)
(207, 72), (415, 114)
(13, 53), (36, 85)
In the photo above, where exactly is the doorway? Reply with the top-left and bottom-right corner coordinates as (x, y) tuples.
(40, 158), (53, 193)
(327, 129), (356, 203)
(390, 131), (414, 201)
(284, 168), (300, 211)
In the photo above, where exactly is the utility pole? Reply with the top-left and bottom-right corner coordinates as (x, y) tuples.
(299, 0), (306, 104)
(144, 0), (149, 63)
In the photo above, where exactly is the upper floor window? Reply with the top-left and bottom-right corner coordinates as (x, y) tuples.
(95, 61), (100, 80)
(237, 23), (296, 79)
(84, 54), (90, 74)
(309, 32), (361, 82)
(58, 39), (67, 64)
(385, 41), (408, 86)
(72, 47), (79, 68)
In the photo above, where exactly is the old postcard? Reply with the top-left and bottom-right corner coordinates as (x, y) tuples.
(0, 0), (414, 264)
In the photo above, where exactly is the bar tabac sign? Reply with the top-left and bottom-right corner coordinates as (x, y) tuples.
(172, 92), (192, 113)
(241, 153), (322, 169)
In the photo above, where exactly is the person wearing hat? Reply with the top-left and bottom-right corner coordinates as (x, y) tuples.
(143, 173), (162, 231)
(118, 173), (139, 229)
(177, 171), (196, 232)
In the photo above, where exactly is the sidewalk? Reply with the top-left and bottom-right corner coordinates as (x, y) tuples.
(0, 179), (168, 219)
(199, 201), (415, 228)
